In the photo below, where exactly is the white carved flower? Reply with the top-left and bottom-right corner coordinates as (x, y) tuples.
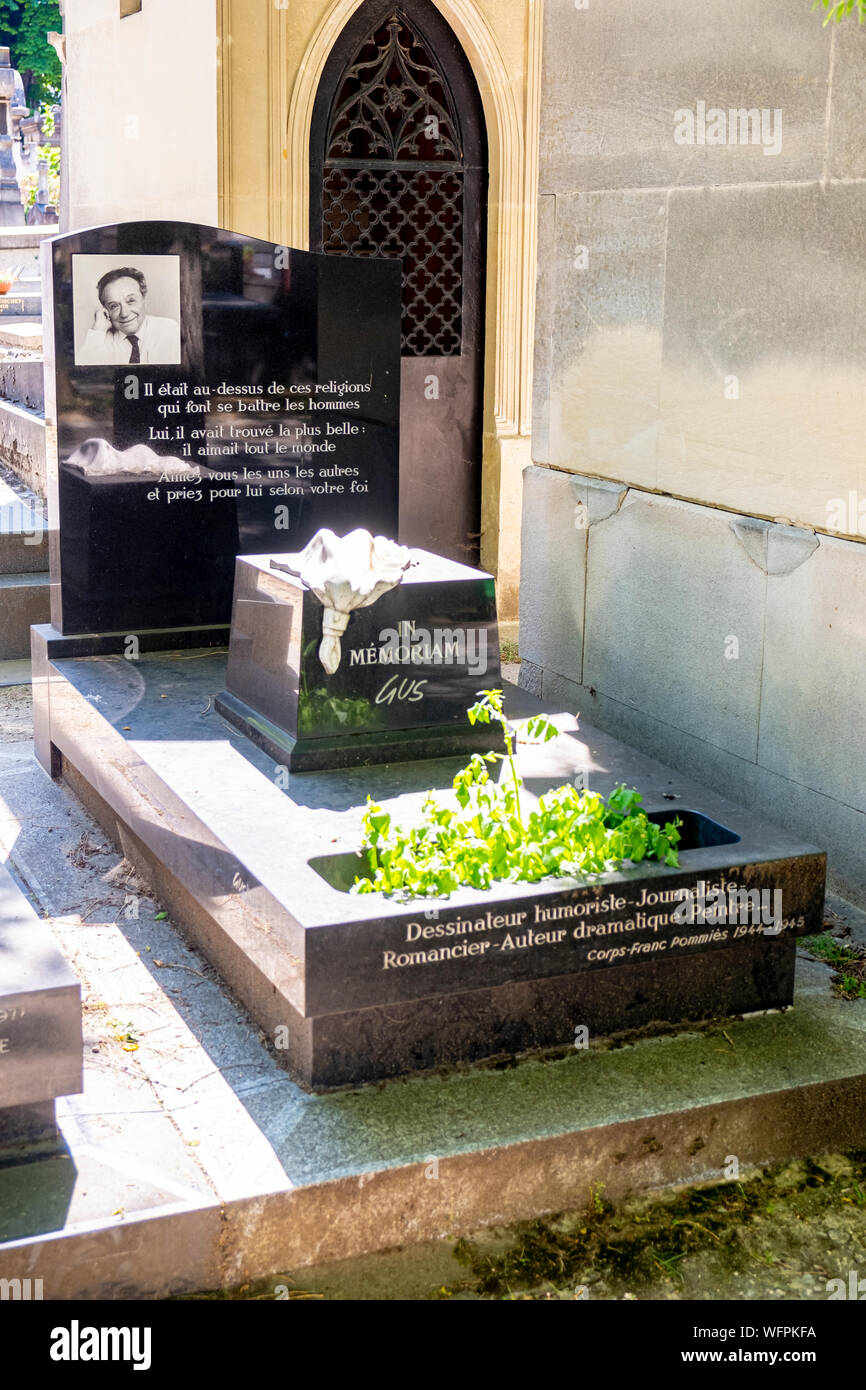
(272, 528), (412, 675)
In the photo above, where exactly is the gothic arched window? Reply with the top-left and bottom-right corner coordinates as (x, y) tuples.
(311, 0), (487, 564)
(315, 6), (478, 358)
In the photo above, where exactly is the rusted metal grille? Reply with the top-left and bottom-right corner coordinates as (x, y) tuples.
(322, 12), (464, 357)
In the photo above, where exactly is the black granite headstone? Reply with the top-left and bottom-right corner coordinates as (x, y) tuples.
(215, 546), (503, 770)
(42, 222), (401, 636)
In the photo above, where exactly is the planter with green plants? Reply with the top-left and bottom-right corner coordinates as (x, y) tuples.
(350, 689), (683, 900)
(297, 688), (824, 1088)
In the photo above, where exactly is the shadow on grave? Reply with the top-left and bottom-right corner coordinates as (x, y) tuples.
(0, 1141), (77, 1243)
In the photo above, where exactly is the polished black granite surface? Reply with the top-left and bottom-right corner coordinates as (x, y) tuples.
(35, 637), (826, 1087)
(44, 222), (401, 635)
(217, 547), (502, 769)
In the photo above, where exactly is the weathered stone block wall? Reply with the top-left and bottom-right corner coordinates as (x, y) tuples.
(526, 1), (866, 901)
(64, 0), (219, 230)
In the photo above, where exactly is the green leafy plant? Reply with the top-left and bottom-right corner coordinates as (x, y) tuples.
(351, 689), (681, 899)
(0, 1), (61, 104)
(812, 0), (866, 23)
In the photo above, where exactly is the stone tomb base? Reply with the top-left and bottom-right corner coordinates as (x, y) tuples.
(31, 624), (825, 1090)
(214, 687), (507, 776)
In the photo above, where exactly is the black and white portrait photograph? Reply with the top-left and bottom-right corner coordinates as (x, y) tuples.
(72, 253), (181, 366)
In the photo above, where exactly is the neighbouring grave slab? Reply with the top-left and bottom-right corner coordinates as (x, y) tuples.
(0, 860), (82, 1156)
(0, 290), (40, 317)
(30, 638), (825, 1089)
(42, 220), (401, 635)
(215, 543), (501, 770)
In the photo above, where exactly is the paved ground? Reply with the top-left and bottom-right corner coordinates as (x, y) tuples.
(2, 678), (866, 1300)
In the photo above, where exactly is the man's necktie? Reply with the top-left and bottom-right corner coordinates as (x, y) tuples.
(128, 334), (141, 364)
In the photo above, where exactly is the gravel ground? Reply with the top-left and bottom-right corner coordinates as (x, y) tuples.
(0, 683), (35, 741)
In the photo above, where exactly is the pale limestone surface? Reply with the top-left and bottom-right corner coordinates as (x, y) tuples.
(760, 532), (866, 819)
(522, 464), (866, 904)
(546, 190), (667, 488)
(63, 0), (218, 230)
(532, 195), (556, 464)
(533, 2), (866, 537)
(534, 181), (866, 535)
(582, 491), (766, 762)
(826, 24), (866, 181)
(539, 0), (830, 196)
(657, 182), (866, 531)
(518, 466), (585, 680)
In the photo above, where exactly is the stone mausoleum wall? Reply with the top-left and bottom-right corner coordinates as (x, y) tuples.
(523, 0), (866, 905)
(63, 0), (218, 229)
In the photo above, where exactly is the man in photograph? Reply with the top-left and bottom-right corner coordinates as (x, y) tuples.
(78, 265), (181, 365)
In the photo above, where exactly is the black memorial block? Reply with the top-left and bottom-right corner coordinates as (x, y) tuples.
(215, 547), (503, 771)
(43, 221), (401, 635)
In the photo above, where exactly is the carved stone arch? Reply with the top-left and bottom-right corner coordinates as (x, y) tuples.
(216, 0), (544, 605)
(284, 0), (530, 437)
(311, 1), (486, 360)
(309, 0), (488, 561)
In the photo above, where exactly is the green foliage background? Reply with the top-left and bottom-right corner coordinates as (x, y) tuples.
(0, 0), (61, 106)
(812, 0), (866, 21)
